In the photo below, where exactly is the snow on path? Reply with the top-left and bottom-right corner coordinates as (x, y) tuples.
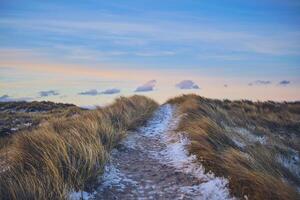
(93, 104), (234, 200)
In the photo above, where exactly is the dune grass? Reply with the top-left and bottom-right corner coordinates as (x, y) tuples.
(0, 95), (158, 200)
(0, 101), (84, 139)
(168, 94), (300, 200)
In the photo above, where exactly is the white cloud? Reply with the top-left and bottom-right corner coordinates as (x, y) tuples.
(176, 80), (199, 89)
(135, 80), (157, 92)
(78, 88), (121, 95)
(78, 89), (98, 96)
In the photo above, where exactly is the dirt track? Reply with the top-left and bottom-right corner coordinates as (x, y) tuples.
(95, 105), (233, 200)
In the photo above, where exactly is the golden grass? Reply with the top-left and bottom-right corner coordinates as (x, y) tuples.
(168, 94), (300, 200)
(0, 95), (158, 200)
(0, 103), (84, 140)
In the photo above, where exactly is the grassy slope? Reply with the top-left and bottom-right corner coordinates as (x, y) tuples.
(0, 101), (83, 138)
(0, 95), (158, 200)
(168, 94), (300, 200)
(0, 102), (85, 153)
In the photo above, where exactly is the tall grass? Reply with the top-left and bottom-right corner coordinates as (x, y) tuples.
(168, 94), (300, 200)
(0, 95), (158, 200)
(0, 102), (84, 138)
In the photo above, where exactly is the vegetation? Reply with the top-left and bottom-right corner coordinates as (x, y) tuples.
(0, 101), (76, 112)
(0, 95), (158, 200)
(168, 94), (300, 200)
(2, 94), (299, 199)
(0, 101), (83, 138)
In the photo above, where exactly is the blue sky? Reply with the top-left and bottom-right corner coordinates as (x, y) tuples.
(0, 0), (300, 105)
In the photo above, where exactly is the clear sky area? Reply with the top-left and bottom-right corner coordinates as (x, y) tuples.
(1, 0), (300, 106)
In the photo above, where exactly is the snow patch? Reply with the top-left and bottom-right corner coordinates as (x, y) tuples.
(225, 126), (267, 148)
(180, 178), (232, 200)
(277, 152), (300, 179)
(24, 122), (32, 127)
(234, 127), (266, 144)
(96, 104), (235, 199)
(10, 127), (18, 131)
(69, 190), (96, 200)
(145, 105), (234, 199)
(120, 133), (139, 150)
(98, 163), (137, 192)
(157, 132), (234, 200)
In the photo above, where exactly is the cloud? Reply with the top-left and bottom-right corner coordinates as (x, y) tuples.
(176, 80), (199, 89)
(135, 80), (157, 92)
(39, 90), (59, 97)
(78, 89), (98, 96)
(2, 16), (299, 57)
(78, 88), (121, 95)
(248, 80), (271, 86)
(100, 88), (120, 95)
(279, 80), (291, 86)
(134, 51), (176, 57)
(0, 94), (32, 102)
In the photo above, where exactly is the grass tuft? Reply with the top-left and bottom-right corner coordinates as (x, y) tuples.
(168, 94), (300, 200)
(0, 95), (158, 200)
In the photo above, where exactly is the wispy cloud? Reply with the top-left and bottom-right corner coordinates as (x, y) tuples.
(248, 80), (271, 86)
(176, 80), (199, 89)
(39, 90), (59, 97)
(135, 80), (157, 92)
(134, 51), (176, 57)
(1, 17), (299, 57)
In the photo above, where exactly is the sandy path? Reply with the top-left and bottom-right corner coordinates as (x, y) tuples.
(94, 104), (233, 200)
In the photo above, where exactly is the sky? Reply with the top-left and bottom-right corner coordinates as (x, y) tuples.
(0, 0), (300, 106)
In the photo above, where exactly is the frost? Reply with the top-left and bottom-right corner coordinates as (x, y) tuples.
(155, 132), (233, 199)
(24, 122), (32, 127)
(143, 105), (234, 199)
(69, 190), (96, 200)
(96, 104), (235, 199)
(98, 163), (137, 191)
(225, 126), (267, 148)
(277, 152), (300, 179)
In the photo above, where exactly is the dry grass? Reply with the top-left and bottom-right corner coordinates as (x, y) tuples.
(168, 94), (300, 200)
(0, 95), (158, 200)
(0, 101), (84, 138)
